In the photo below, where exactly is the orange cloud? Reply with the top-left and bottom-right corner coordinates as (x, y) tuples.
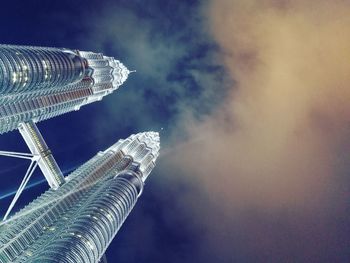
(167, 0), (350, 211)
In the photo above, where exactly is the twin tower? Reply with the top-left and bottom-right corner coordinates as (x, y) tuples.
(0, 45), (160, 263)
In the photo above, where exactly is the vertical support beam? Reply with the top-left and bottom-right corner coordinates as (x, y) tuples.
(19, 121), (65, 189)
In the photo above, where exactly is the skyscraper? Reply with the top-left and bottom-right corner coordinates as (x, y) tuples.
(0, 44), (134, 202)
(0, 44), (160, 263)
(0, 44), (131, 134)
(0, 132), (160, 263)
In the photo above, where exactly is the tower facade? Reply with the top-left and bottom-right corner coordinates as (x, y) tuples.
(0, 45), (131, 134)
(0, 132), (160, 263)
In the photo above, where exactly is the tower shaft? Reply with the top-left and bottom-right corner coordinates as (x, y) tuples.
(0, 45), (131, 134)
(0, 132), (159, 263)
(0, 45), (85, 96)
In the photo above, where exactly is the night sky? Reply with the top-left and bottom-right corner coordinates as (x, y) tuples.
(1, 0), (350, 262)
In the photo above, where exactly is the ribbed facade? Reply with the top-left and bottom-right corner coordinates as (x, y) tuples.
(0, 132), (160, 263)
(0, 45), (85, 95)
(0, 45), (131, 134)
(29, 175), (139, 263)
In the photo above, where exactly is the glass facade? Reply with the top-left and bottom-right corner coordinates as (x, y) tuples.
(0, 45), (85, 96)
(0, 45), (131, 134)
(0, 132), (160, 263)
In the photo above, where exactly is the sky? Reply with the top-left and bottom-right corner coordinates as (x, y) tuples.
(0, 0), (350, 262)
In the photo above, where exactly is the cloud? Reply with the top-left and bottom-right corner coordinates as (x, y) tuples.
(159, 0), (350, 261)
(169, 0), (350, 209)
(76, 1), (230, 138)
